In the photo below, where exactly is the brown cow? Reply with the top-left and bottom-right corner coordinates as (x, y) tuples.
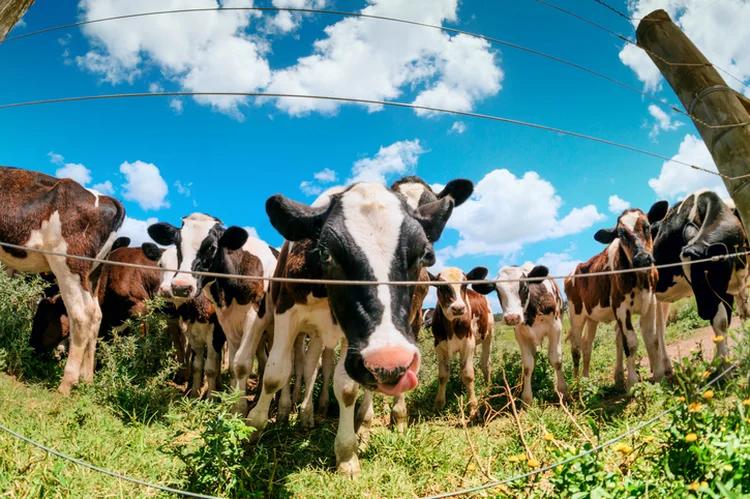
(565, 203), (668, 390)
(430, 266), (493, 416)
(0, 166), (125, 393)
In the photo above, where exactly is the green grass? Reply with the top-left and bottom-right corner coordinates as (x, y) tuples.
(2, 272), (750, 498)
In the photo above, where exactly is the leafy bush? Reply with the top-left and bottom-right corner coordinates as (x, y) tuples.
(93, 298), (180, 424)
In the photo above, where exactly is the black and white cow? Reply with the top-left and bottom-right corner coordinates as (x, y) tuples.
(0, 166), (125, 394)
(143, 214), (277, 415)
(649, 190), (749, 372)
(246, 181), (459, 476)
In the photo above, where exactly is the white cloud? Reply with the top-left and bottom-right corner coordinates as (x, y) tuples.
(537, 246), (581, 280)
(443, 169), (606, 257)
(450, 121), (467, 134)
(267, 0), (502, 116)
(48, 152), (65, 165)
(120, 160), (170, 211)
(242, 226), (260, 239)
(118, 216), (159, 246)
(608, 194), (631, 214)
(170, 99), (184, 114)
(621, 1), (750, 96)
(14, 19), (27, 29)
(55, 163), (92, 186)
(313, 167), (338, 183)
(647, 104), (683, 140)
(349, 139), (425, 184)
(148, 82), (163, 93)
(266, 0), (327, 33)
(648, 134), (729, 200)
(174, 180), (192, 197)
(76, 0), (270, 117)
(299, 180), (322, 196)
(91, 180), (115, 195)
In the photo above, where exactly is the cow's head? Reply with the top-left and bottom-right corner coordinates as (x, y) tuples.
(29, 295), (69, 354)
(266, 182), (456, 396)
(390, 176), (474, 210)
(430, 266), (488, 321)
(472, 263), (548, 326)
(593, 202), (669, 268)
(144, 214), (248, 299)
(141, 243), (182, 301)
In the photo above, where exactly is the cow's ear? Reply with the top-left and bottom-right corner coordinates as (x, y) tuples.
(112, 237), (130, 251)
(266, 194), (328, 241)
(527, 265), (549, 280)
(415, 197), (454, 243)
(141, 243), (163, 262)
(648, 200), (669, 223)
(466, 266), (489, 281)
(594, 228), (616, 244)
(437, 179), (474, 207)
(427, 271), (440, 285)
(219, 226), (248, 251)
(148, 222), (179, 246)
(472, 282), (496, 295)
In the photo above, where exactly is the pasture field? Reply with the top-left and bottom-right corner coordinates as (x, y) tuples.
(1, 272), (750, 498)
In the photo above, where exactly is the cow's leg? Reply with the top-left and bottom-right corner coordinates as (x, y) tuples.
(640, 296), (663, 382)
(355, 389), (374, 435)
(656, 301), (673, 376)
(300, 335), (324, 429)
(515, 327), (535, 406)
(480, 329), (492, 384)
(582, 318), (598, 379)
(204, 334), (220, 400)
(712, 301), (731, 362)
(227, 340), (239, 391)
(49, 260), (100, 394)
(616, 307), (640, 391)
(568, 312), (585, 378)
(246, 313), (295, 440)
(317, 346), (334, 416)
(333, 341), (360, 477)
(391, 394), (407, 433)
(190, 345), (205, 399)
(737, 281), (750, 322)
(232, 311), (265, 416)
(548, 320), (569, 403)
(460, 336), (478, 416)
(292, 333), (306, 406)
(278, 377), (293, 424)
(434, 344), (450, 411)
(256, 330), (269, 382)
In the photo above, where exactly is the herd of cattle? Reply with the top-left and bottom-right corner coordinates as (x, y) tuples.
(1, 164), (749, 475)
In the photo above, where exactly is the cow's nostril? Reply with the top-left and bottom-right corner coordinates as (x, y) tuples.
(370, 365), (408, 386)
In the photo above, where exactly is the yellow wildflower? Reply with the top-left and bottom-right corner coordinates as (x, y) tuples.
(724, 464), (734, 472)
(700, 482), (708, 488)
(742, 399), (750, 406)
(467, 463), (476, 472)
(544, 432), (554, 441)
(686, 433), (698, 443)
(527, 459), (540, 468)
(688, 402), (703, 412)
(556, 465), (564, 473)
(712, 335), (725, 343)
(545, 446), (554, 452)
(613, 442), (633, 455)
(703, 371), (712, 378)
(703, 390), (715, 400)
(746, 417), (750, 424)
(507, 455), (519, 463)
(690, 482), (699, 491)
(643, 435), (656, 443)
(677, 396), (686, 403)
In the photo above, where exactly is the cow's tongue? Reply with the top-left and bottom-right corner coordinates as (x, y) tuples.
(377, 370), (418, 396)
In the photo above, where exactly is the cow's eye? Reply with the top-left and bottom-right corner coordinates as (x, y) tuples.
(320, 247), (333, 265)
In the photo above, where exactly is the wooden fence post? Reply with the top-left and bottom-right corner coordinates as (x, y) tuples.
(0, 0), (35, 42)
(636, 9), (750, 235)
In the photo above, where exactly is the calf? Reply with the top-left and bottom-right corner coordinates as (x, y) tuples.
(429, 266), (493, 416)
(247, 181), (458, 476)
(650, 190), (749, 372)
(565, 202), (669, 390)
(0, 166), (125, 394)
(473, 263), (567, 405)
(145, 214), (277, 415)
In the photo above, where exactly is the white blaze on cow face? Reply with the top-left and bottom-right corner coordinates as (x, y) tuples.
(398, 183), (428, 210)
(494, 264), (533, 326)
(346, 184), (421, 380)
(436, 267), (469, 321)
(171, 214), (220, 297)
(157, 246), (179, 300)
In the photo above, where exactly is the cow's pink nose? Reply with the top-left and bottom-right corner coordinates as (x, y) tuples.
(504, 314), (521, 326)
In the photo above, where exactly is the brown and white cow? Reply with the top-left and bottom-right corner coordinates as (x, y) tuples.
(473, 263), (567, 405)
(247, 181), (459, 476)
(565, 202), (669, 390)
(0, 167), (125, 394)
(430, 266), (493, 416)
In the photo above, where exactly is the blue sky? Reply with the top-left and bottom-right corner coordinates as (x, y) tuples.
(2, 0), (746, 308)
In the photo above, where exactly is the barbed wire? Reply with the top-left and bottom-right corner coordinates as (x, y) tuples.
(1, 360), (737, 499)
(1, 90), (746, 182)
(2, 241), (748, 286)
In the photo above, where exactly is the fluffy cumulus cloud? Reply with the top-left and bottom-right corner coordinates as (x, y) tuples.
(647, 104), (683, 140)
(443, 169), (606, 257)
(49, 151), (93, 186)
(267, 0), (503, 116)
(91, 180), (115, 195)
(449, 121), (467, 134)
(608, 194), (630, 214)
(621, 0), (750, 96)
(266, 0), (327, 34)
(648, 134), (729, 199)
(537, 247), (582, 280)
(349, 139), (424, 184)
(313, 167), (337, 183)
(120, 160), (170, 210)
(118, 216), (159, 246)
(76, 0), (271, 117)
(300, 167), (339, 195)
(242, 226), (260, 239)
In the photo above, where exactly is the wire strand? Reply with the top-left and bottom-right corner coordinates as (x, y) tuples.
(1, 241), (747, 286)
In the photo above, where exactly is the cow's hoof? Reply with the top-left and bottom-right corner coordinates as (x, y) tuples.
(337, 457), (361, 478)
(434, 398), (446, 411)
(300, 410), (315, 429)
(248, 429), (262, 445)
